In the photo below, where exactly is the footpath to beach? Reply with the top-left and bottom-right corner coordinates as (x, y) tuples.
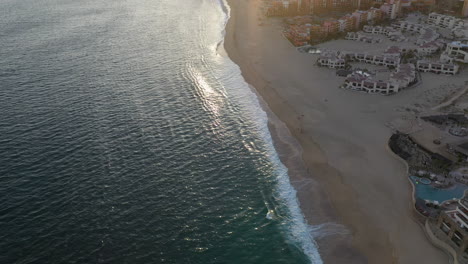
(223, 0), (467, 263)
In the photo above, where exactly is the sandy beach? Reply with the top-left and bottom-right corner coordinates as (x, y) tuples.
(223, 0), (467, 263)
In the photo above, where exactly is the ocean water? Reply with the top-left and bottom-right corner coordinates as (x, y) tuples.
(0, 0), (322, 263)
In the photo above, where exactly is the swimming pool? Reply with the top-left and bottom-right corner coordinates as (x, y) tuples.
(410, 177), (467, 203)
(410, 176), (431, 185)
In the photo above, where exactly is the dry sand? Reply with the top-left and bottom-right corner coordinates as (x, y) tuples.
(223, 0), (468, 263)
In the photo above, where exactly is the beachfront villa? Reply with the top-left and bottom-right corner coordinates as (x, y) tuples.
(363, 25), (399, 36)
(346, 52), (400, 67)
(317, 53), (346, 68)
(345, 32), (382, 43)
(416, 28), (439, 46)
(363, 25), (408, 42)
(393, 21), (426, 33)
(427, 13), (464, 29)
(452, 22), (468, 39)
(343, 63), (416, 95)
(318, 46), (404, 70)
(440, 41), (468, 64)
(383, 45), (405, 57)
(364, 23), (440, 45)
(389, 63), (416, 87)
(416, 60), (459, 74)
(392, 21), (440, 46)
(318, 47), (401, 69)
(417, 40), (443, 55)
(344, 72), (399, 94)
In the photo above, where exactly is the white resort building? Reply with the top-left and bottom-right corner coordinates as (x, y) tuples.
(343, 63), (416, 95)
(384, 46), (404, 57)
(427, 13), (464, 29)
(417, 40), (444, 55)
(416, 28), (439, 46)
(362, 25), (407, 42)
(389, 63), (416, 88)
(452, 23), (468, 40)
(317, 52), (346, 68)
(445, 198), (468, 230)
(363, 25), (397, 36)
(346, 52), (400, 67)
(436, 196), (468, 259)
(344, 72), (398, 94)
(393, 21), (425, 33)
(440, 41), (468, 63)
(318, 48), (403, 69)
(392, 21), (440, 46)
(416, 60), (459, 75)
(345, 32), (381, 43)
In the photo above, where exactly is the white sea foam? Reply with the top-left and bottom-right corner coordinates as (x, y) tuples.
(212, 1), (325, 263)
(214, 0), (230, 54)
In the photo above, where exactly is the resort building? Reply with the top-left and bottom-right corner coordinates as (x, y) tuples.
(363, 25), (397, 36)
(448, 198), (468, 229)
(380, 0), (401, 19)
(436, 196), (468, 257)
(452, 23), (468, 40)
(322, 20), (339, 34)
(392, 21), (440, 46)
(345, 32), (382, 43)
(416, 28), (439, 46)
(352, 10), (370, 28)
(343, 63), (415, 95)
(310, 0), (362, 14)
(363, 25), (385, 34)
(416, 60), (459, 74)
(384, 45), (404, 57)
(427, 13), (464, 29)
(363, 25), (407, 41)
(417, 40), (443, 55)
(348, 8), (384, 29)
(338, 15), (357, 32)
(368, 7), (384, 21)
(285, 24), (311, 46)
(393, 21), (425, 33)
(440, 41), (468, 63)
(317, 52), (346, 68)
(389, 34), (408, 42)
(309, 24), (327, 39)
(346, 52), (401, 67)
(345, 32), (359, 40)
(389, 63), (416, 88)
(318, 56), (346, 68)
(344, 72), (399, 94)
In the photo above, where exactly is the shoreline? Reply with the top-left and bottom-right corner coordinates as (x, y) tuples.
(222, 0), (386, 262)
(222, 0), (453, 263)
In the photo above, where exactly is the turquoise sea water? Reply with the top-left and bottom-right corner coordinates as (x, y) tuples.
(0, 0), (322, 263)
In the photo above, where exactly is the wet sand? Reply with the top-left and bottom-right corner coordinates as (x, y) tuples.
(223, 0), (463, 263)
